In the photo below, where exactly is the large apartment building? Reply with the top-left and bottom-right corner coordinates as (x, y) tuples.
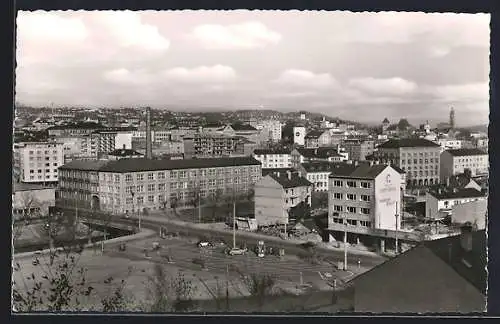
(57, 157), (262, 214)
(258, 120), (282, 142)
(14, 142), (65, 184)
(183, 134), (253, 159)
(343, 139), (375, 161)
(440, 148), (488, 183)
(328, 163), (404, 238)
(252, 148), (292, 169)
(373, 139), (441, 187)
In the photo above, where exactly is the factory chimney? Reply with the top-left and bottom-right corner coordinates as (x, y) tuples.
(145, 107), (153, 159)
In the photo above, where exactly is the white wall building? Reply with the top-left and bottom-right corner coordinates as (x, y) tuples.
(437, 139), (462, 152)
(258, 120), (282, 142)
(440, 148), (488, 183)
(253, 149), (292, 169)
(14, 142), (64, 183)
(293, 126), (306, 146)
(425, 188), (486, 219)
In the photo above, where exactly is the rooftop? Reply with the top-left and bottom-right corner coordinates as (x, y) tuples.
(305, 129), (327, 139)
(268, 173), (312, 189)
(328, 163), (401, 179)
(47, 122), (105, 130)
(60, 156), (261, 173)
(108, 149), (143, 157)
(445, 148), (487, 156)
(429, 188), (486, 200)
(296, 147), (342, 159)
(253, 148), (291, 155)
(262, 167), (294, 176)
(231, 123), (258, 131)
(377, 138), (440, 149)
(13, 182), (55, 192)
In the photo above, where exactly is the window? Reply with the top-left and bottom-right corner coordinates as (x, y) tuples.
(190, 170), (197, 177)
(334, 205), (343, 212)
(361, 195), (370, 202)
(347, 206), (356, 213)
(126, 197), (133, 205)
(158, 172), (165, 179)
(179, 171), (187, 178)
(170, 193), (177, 200)
(158, 183), (166, 191)
(199, 180), (207, 187)
(170, 182), (178, 190)
(209, 179), (216, 187)
(148, 195), (154, 203)
(217, 179), (224, 186)
(170, 171), (178, 179)
(347, 219), (357, 226)
(53, 169), (58, 173)
(361, 208), (370, 214)
(347, 194), (357, 200)
(136, 185), (144, 193)
(126, 186), (134, 194)
(333, 193), (343, 199)
(360, 182), (371, 189)
(360, 220), (371, 227)
(136, 174), (144, 181)
(148, 173), (154, 180)
(414, 159), (418, 164)
(334, 180), (343, 187)
(347, 181), (356, 188)
(148, 184), (155, 192)
(208, 169), (216, 176)
(137, 196), (144, 205)
(125, 174), (132, 182)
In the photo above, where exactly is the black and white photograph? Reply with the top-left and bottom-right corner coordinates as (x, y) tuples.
(12, 9), (489, 313)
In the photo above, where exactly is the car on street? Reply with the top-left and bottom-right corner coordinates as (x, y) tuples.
(227, 247), (248, 256)
(197, 241), (213, 248)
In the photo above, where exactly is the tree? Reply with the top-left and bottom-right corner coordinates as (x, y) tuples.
(170, 197), (179, 214)
(189, 188), (202, 223)
(240, 273), (277, 311)
(207, 189), (224, 223)
(397, 118), (411, 131)
(311, 191), (329, 209)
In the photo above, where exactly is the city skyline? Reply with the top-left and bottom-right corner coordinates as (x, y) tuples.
(15, 11), (490, 126)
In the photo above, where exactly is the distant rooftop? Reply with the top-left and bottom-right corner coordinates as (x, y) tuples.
(429, 188), (485, 200)
(108, 149), (143, 157)
(268, 173), (312, 189)
(377, 138), (440, 149)
(254, 148), (291, 155)
(13, 182), (55, 192)
(328, 163), (403, 179)
(60, 156), (261, 173)
(231, 124), (258, 131)
(445, 148), (487, 156)
(296, 147), (342, 159)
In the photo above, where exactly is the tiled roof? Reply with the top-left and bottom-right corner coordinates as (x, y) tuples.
(262, 168), (295, 176)
(296, 147), (342, 159)
(305, 130), (326, 139)
(108, 149), (143, 157)
(269, 173), (312, 189)
(301, 161), (355, 173)
(328, 163), (400, 179)
(231, 124), (258, 131)
(60, 156), (261, 173)
(377, 138), (440, 148)
(253, 148), (291, 155)
(445, 148), (487, 156)
(47, 122), (105, 130)
(429, 188), (485, 200)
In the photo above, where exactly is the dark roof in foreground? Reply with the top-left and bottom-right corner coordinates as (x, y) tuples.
(231, 123), (258, 131)
(60, 156), (261, 172)
(349, 229), (486, 295)
(296, 147), (342, 158)
(429, 188), (485, 200)
(13, 182), (55, 192)
(269, 173), (312, 189)
(108, 149), (143, 157)
(445, 148), (487, 156)
(377, 138), (440, 149)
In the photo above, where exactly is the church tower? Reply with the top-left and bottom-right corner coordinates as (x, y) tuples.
(449, 107), (455, 129)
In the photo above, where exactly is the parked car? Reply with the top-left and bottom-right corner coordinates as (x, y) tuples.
(227, 247), (248, 256)
(197, 241), (213, 248)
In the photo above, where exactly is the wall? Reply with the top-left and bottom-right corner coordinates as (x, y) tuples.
(452, 199), (487, 230)
(374, 166), (402, 230)
(115, 133), (133, 150)
(353, 246), (486, 313)
(440, 151), (454, 182)
(12, 188), (56, 216)
(425, 192), (439, 219)
(293, 127), (306, 146)
(254, 176), (287, 226)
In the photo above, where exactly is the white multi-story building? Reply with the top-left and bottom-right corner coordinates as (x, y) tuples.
(425, 188), (486, 219)
(328, 163), (404, 237)
(258, 120), (282, 142)
(440, 148), (488, 183)
(252, 149), (292, 169)
(293, 126), (306, 146)
(436, 138), (462, 152)
(14, 142), (64, 184)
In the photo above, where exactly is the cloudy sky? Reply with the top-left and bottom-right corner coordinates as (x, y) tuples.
(16, 10), (490, 126)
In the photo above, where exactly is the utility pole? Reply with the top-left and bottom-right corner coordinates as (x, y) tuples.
(343, 212), (348, 271)
(198, 191), (202, 223)
(233, 197), (236, 249)
(226, 264), (230, 311)
(395, 202), (399, 255)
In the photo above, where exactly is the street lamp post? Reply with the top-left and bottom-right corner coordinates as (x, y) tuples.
(343, 212), (348, 271)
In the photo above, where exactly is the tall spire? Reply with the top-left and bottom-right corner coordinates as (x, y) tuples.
(449, 107), (455, 129)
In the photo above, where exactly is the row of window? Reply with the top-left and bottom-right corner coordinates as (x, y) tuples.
(400, 151), (439, 157)
(332, 217), (372, 227)
(28, 156), (59, 161)
(401, 158), (438, 165)
(332, 180), (371, 188)
(29, 169), (58, 174)
(28, 150), (60, 155)
(333, 205), (371, 214)
(332, 193), (370, 201)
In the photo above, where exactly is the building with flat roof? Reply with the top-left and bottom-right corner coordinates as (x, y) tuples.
(253, 148), (292, 169)
(305, 129), (332, 148)
(12, 182), (56, 218)
(374, 138), (441, 187)
(343, 138), (375, 162)
(291, 147), (347, 168)
(13, 142), (64, 184)
(440, 148), (488, 183)
(425, 187), (486, 220)
(57, 157), (261, 214)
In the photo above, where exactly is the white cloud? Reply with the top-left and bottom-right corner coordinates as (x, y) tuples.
(190, 21), (281, 49)
(348, 77), (418, 96)
(90, 11), (170, 52)
(163, 65), (237, 83)
(17, 11), (88, 43)
(427, 82), (489, 102)
(274, 69), (338, 89)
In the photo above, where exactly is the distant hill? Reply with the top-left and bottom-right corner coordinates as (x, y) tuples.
(463, 124), (488, 133)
